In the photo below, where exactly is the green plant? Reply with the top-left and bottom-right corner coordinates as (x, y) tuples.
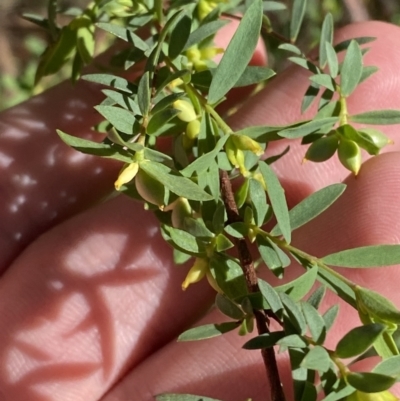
(27, 0), (400, 400)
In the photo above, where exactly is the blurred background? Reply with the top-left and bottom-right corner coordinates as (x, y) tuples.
(1, 0), (400, 111)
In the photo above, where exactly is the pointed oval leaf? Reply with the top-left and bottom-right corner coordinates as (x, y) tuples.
(137, 71), (150, 116)
(215, 294), (245, 320)
(169, 14), (192, 59)
(340, 40), (363, 97)
(259, 161), (291, 243)
(290, 0), (307, 42)
(243, 331), (286, 349)
(323, 305), (339, 331)
(184, 20), (230, 50)
(178, 321), (240, 341)
(301, 301), (326, 344)
(335, 323), (386, 358)
(301, 346), (331, 372)
(56, 130), (132, 162)
(234, 66), (275, 87)
(350, 109), (400, 125)
(347, 372), (396, 393)
(326, 42), (339, 78)
(373, 355), (400, 379)
(319, 13), (334, 68)
(82, 73), (136, 93)
(355, 286), (400, 324)
(322, 245), (400, 268)
(258, 279), (283, 313)
(276, 266), (318, 301)
(208, 0), (263, 104)
(271, 184), (346, 236)
(96, 22), (148, 50)
(94, 105), (138, 135)
(278, 117), (338, 139)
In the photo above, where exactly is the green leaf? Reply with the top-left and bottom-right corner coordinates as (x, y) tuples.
(350, 109), (400, 125)
(334, 36), (376, 53)
(215, 233), (234, 252)
(56, 130), (132, 162)
(168, 226), (203, 254)
(346, 372), (396, 393)
(137, 72), (151, 116)
(215, 294), (245, 320)
(94, 105), (138, 136)
(35, 25), (76, 83)
(140, 161), (213, 201)
(151, 93), (185, 116)
(359, 65), (379, 84)
(307, 286), (326, 310)
(322, 245), (400, 268)
(249, 178), (268, 227)
(309, 74), (335, 91)
(156, 395), (223, 401)
(320, 382), (355, 401)
(210, 254), (248, 299)
(277, 334), (308, 349)
(301, 346), (331, 372)
(146, 10), (184, 76)
(82, 73), (136, 94)
(243, 331), (285, 349)
(280, 293), (307, 335)
(340, 40), (363, 97)
(147, 108), (180, 135)
(184, 20), (230, 50)
(258, 279), (284, 313)
(301, 301), (326, 344)
(96, 22), (148, 50)
(325, 42), (339, 78)
(259, 161), (291, 243)
(263, 1), (287, 11)
(181, 135), (229, 176)
(319, 13), (334, 69)
(301, 83), (320, 114)
(276, 266), (318, 301)
(323, 305), (339, 331)
(178, 321), (240, 341)
(355, 286), (400, 324)
(74, 16), (95, 64)
(335, 324), (386, 358)
(279, 117), (338, 139)
(102, 89), (141, 115)
(278, 43), (302, 54)
(271, 184), (346, 236)
(208, 0), (263, 104)
(373, 355), (400, 379)
(290, 0), (307, 42)
(169, 14), (192, 59)
(257, 236), (289, 278)
(234, 66), (275, 87)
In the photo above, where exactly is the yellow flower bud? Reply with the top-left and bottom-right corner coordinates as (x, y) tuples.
(200, 47), (224, 60)
(182, 258), (209, 290)
(114, 162), (139, 190)
(173, 100), (197, 122)
(232, 134), (264, 156)
(345, 390), (398, 401)
(186, 119), (201, 140)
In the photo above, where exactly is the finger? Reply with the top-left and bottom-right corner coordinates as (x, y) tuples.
(0, 195), (215, 401)
(100, 308), (292, 401)
(0, 20), (266, 274)
(99, 152), (400, 401)
(228, 21), (400, 206)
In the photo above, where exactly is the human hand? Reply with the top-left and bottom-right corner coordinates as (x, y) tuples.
(0, 20), (400, 401)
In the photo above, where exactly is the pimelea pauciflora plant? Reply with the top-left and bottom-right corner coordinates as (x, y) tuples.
(28, 0), (400, 400)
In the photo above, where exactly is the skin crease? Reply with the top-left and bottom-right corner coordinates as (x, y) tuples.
(0, 19), (400, 401)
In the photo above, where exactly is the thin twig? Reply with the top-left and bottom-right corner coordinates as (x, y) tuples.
(343, 0), (370, 22)
(220, 170), (286, 401)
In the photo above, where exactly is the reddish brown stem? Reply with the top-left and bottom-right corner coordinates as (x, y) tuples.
(220, 170), (286, 401)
